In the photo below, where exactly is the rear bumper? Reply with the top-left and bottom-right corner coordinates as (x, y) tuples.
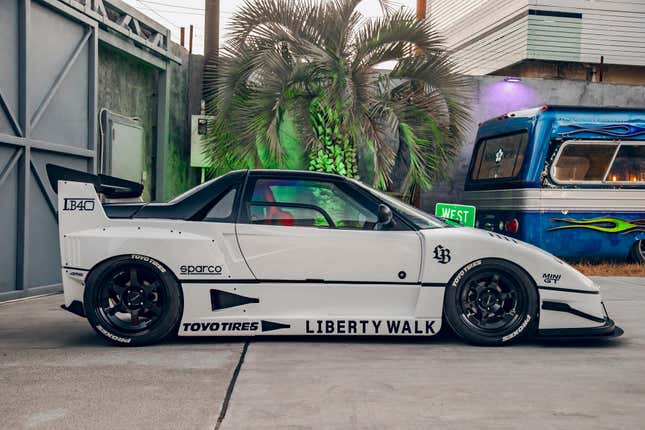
(61, 300), (85, 318)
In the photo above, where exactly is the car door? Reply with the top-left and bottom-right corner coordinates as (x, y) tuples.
(235, 174), (423, 318)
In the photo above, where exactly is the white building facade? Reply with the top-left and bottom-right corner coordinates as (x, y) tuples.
(428, 0), (645, 80)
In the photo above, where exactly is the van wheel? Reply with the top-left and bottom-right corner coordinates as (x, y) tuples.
(444, 259), (538, 346)
(83, 255), (182, 346)
(631, 240), (645, 264)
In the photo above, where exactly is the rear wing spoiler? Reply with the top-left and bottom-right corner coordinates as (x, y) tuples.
(46, 164), (144, 199)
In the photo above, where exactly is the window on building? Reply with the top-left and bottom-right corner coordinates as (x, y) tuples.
(248, 179), (378, 229)
(471, 132), (529, 180)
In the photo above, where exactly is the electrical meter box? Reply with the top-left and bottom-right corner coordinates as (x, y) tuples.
(100, 111), (144, 183)
(191, 115), (212, 168)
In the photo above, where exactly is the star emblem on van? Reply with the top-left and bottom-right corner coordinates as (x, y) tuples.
(495, 148), (504, 163)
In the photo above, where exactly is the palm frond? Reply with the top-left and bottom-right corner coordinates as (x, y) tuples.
(204, 0), (472, 197)
(226, 0), (324, 52)
(384, 56), (472, 194)
(350, 10), (443, 71)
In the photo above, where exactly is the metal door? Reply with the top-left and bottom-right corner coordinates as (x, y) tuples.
(0, 0), (97, 297)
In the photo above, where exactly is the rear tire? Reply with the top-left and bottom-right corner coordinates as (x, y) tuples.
(630, 240), (644, 264)
(444, 259), (538, 346)
(84, 255), (182, 346)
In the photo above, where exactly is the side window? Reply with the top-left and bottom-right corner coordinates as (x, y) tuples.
(204, 188), (237, 221)
(247, 178), (378, 229)
(471, 132), (528, 180)
(552, 143), (616, 182)
(606, 144), (645, 182)
(551, 141), (645, 184)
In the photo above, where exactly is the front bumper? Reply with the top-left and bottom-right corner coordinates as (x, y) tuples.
(538, 317), (623, 339)
(537, 299), (623, 339)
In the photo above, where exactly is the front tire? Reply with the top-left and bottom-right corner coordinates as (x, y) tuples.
(444, 259), (538, 346)
(84, 255), (182, 346)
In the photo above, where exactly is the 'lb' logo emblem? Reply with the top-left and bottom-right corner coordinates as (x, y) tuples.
(433, 245), (451, 264)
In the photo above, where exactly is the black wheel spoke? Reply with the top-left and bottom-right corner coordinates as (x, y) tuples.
(499, 292), (513, 302)
(110, 281), (126, 296)
(130, 309), (140, 325)
(473, 281), (487, 295)
(107, 301), (124, 315)
(142, 281), (159, 295)
(96, 264), (166, 333)
(129, 268), (140, 288)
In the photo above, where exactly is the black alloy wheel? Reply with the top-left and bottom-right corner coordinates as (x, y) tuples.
(457, 270), (528, 333)
(96, 265), (165, 332)
(444, 259), (538, 346)
(84, 256), (182, 346)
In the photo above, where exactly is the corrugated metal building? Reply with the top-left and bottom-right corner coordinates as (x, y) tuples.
(0, 0), (200, 300)
(428, 0), (645, 83)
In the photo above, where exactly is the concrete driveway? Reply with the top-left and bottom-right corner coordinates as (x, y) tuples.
(1, 277), (643, 430)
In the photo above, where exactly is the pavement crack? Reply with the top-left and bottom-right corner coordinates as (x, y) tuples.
(214, 341), (250, 430)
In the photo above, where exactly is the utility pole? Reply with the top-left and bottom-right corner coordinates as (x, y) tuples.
(204, 0), (220, 63)
(416, 0), (427, 20)
(409, 0), (427, 207)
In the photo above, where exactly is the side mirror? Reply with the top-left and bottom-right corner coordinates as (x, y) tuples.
(375, 204), (393, 230)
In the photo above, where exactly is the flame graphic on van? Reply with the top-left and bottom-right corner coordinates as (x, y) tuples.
(549, 217), (645, 234)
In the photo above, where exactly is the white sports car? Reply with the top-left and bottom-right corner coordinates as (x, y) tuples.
(48, 165), (621, 346)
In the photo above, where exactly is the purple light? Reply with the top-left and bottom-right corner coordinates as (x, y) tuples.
(479, 80), (541, 119)
(504, 77), (522, 83)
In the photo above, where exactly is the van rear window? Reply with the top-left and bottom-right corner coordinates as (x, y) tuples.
(470, 132), (528, 180)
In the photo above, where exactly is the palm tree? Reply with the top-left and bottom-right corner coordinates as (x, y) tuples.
(203, 0), (470, 196)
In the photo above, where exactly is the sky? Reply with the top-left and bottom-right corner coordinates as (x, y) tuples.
(122, 0), (417, 55)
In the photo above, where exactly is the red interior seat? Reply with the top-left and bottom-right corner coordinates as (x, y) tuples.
(257, 183), (295, 226)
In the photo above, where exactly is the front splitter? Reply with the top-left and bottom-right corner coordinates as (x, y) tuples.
(537, 318), (623, 340)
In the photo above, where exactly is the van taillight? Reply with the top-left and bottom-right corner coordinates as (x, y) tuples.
(505, 218), (519, 234)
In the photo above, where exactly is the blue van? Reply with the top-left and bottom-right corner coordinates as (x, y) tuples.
(463, 106), (645, 263)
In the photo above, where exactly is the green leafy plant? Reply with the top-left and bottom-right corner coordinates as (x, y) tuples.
(308, 99), (358, 177)
(203, 0), (470, 196)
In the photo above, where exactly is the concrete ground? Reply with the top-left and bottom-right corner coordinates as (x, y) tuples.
(0, 277), (643, 430)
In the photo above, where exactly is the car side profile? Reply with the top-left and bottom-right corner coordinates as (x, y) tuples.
(47, 165), (621, 346)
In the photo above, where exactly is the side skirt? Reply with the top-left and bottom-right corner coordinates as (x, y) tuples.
(178, 317), (442, 337)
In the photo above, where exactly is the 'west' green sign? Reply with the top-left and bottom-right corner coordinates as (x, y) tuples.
(435, 203), (476, 227)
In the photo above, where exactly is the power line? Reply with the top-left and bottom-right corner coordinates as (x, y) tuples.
(140, 0), (205, 11)
(154, 8), (205, 16)
(132, 0), (181, 31)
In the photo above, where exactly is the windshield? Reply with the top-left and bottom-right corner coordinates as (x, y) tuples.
(351, 180), (447, 229)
